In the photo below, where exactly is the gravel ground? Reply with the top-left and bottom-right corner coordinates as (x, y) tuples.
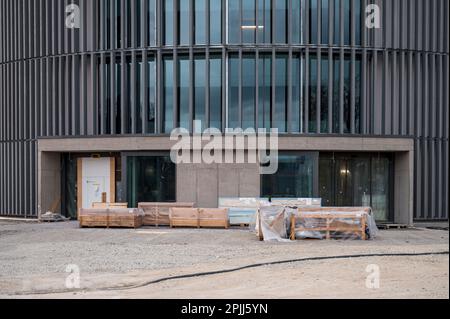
(0, 220), (448, 298)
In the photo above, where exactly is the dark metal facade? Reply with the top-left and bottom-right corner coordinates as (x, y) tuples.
(0, 0), (448, 220)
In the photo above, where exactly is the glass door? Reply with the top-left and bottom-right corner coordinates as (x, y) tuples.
(319, 153), (393, 222)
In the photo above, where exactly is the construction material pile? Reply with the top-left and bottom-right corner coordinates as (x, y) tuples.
(79, 208), (144, 229)
(253, 205), (378, 242)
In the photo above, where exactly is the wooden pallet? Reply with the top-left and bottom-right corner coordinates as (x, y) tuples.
(79, 208), (143, 229)
(138, 202), (195, 227)
(169, 208), (200, 228)
(290, 208), (369, 240)
(199, 208), (229, 229)
(169, 208), (229, 229)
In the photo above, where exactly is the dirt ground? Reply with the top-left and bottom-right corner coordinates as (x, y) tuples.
(0, 220), (448, 299)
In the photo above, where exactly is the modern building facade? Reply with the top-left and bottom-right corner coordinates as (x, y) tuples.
(0, 0), (448, 223)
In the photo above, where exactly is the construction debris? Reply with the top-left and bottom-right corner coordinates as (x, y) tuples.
(40, 212), (70, 223)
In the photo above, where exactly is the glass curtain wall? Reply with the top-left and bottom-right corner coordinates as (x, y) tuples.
(262, 153), (316, 198)
(164, 0), (223, 45)
(319, 153), (393, 222)
(127, 155), (176, 208)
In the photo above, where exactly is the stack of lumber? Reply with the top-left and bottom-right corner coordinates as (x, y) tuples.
(79, 208), (143, 229)
(138, 202), (195, 227)
(290, 207), (372, 240)
(92, 202), (128, 209)
(169, 208), (229, 229)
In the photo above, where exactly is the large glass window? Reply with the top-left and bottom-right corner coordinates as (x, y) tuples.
(343, 0), (351, 45)
(103, 57), (112, 134)
(228, 0), (276, 44)
(194, 55), (206, 129)
(103, 0), (111, 49)
(209, 55), (222, 129)
(333, 0), (341, 45)
(127, 155), (176, 208)
(148, 56), (156, 133)
(320, 54), (329, 133)
(319, 153), (393, 222)
(258, 53), (272, 130)
(163, 56), (174, 132)
(114, 57), (121, 133)
(179, 0), (190, 45)
(274, 0), (288, 43)
(242, 54), (256, 129)
(262, 154), (316, 198)
(148, 0), (157, 46)
(126, 56), (132, 133)
(164, 0), (174, 45)
(194, 0), (207, 44)
(228, 0), (240, 43)
(178, 56), (190, 129)
(115, 0), (122, 48)
(321, 0), (329, 44)
(308, 54), (318, 132)
(332, 53), (340, 133)
(228, 54), (240, 129)
(274, 54), (288, 132)
(136, 57), (143, 134)
(292, 0), (302, 43)
(210, 0), (222, 44)
(292, 53), (302, 132)
(309, 0), (318, 44)
(343, 56), (351, 133)
(242, 0), (256, 43)
(258, 0), (272, 43)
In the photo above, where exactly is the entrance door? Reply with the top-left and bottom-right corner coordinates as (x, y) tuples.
(319, 153), (393, 222)
(77, 157), (115, 213)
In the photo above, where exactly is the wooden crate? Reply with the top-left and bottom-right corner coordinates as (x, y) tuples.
(290, 207), (370, 240)
(169, 208), (200, 228)
(79, 208), (143, 229)
(92, 202), (128, 209)
(138, 202), (195, 227)
(199, 208), (229, 229)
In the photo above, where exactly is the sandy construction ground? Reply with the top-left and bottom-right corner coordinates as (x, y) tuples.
(0, 220), (448, 299)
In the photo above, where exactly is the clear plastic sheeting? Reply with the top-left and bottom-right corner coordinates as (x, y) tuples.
(292, 209), (378, 240)
(253, 206), (294, 242)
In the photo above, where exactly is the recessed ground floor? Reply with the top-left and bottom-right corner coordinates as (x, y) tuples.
(38, 136), (414, 224)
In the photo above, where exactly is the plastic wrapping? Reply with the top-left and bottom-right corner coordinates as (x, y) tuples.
(293, 208), (378, 240)
(138, 202), (195, 226)
(253, 206), (293, 242)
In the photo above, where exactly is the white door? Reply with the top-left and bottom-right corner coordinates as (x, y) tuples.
(80, 158), (113, 209)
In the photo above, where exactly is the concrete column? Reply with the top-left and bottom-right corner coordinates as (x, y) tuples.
(38, 151), (61, 218)
(394, 151), (414, 225)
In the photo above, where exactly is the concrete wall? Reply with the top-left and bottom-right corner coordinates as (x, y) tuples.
(177, 161), (260, 208)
